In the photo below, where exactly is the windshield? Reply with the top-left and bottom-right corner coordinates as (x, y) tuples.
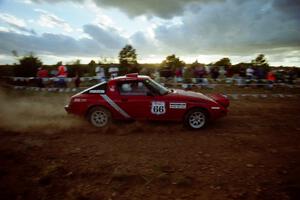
(144, 78), (170, 95)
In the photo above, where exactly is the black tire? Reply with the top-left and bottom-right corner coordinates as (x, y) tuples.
(88, 107), (111, 128)
(184, 108), (208, 129)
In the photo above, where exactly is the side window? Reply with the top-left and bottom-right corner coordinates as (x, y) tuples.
(86, 83), (107, 94)
(118, 81), (149, 96)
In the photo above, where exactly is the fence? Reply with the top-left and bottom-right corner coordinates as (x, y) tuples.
(2, 76), (300, 90)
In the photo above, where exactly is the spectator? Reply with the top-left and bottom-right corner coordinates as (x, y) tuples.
(267, 70), (276, 89)
(219, 67), (226, 79)
(255, 67), (266, 80)
(194, 66), (206, 83)
(237, 67), (246, 86)
(74, 72), (81, 88)
(95, 66), (105, 82)
(175, 67), (183, 83)
(287, 68), (296, 84)
(246, 66), (254, 80)
(108, 67), (119, 78)
(57, 65), (68, 87)
(210, 67), (219, 81)
(275, 70), (284, 83)
(36, 67), (48, 87)
(225, 66), (234, 84)
(225, 66), (233, 78)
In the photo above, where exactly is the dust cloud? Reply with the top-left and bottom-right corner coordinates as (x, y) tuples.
(0, 90), (86, 133)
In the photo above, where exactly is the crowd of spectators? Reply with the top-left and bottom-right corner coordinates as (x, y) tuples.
(168, 65), (298, 88)
(8, 64), (299, 89)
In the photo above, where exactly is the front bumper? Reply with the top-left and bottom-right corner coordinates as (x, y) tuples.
(64, 105), (71, 113)
(210, 106), (228, 120)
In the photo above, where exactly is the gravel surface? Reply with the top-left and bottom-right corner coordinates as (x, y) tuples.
(0, 91), (300, 200)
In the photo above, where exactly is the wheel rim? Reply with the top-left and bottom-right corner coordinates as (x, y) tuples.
(91, 110), (108, 127)
(189, 111), (206, 129)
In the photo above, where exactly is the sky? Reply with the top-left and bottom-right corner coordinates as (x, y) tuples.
(0, 0), (299, 66)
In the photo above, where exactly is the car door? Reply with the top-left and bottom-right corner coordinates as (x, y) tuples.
(116, 80), (152, 119)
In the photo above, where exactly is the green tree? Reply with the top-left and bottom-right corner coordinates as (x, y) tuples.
(14, 53), (42, 77)
(183, 67), (193, 83)
(161, 54), (185, 71)
(119, 44), (139, 74)
(252, 54), (269, 68)
(214, 57), (231, 67)
(67, 59), (81, 77)
(56, 61), (63, 67)
(190, 60), (205, 70)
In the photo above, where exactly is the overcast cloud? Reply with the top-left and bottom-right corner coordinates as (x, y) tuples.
(32, 0), (224, 18)
(0, 13), (36, 34)
(0, 0), (299, 65)
(154, 0), (300, 55)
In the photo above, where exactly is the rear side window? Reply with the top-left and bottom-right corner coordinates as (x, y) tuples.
(118, 81), (149, 96)
(84, 83), (107, 94)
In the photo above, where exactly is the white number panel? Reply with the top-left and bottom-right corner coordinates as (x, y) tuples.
(151, 101), (166, 115)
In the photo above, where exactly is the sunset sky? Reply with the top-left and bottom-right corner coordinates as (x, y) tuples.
(0, 0), (299, 66)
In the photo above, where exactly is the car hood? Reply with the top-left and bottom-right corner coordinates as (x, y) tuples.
(168, 89), (217, 103)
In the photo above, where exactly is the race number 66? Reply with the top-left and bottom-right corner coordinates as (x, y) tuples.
(151, 101), (166, 115)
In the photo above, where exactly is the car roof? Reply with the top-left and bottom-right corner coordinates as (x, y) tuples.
(111, 74), (150, 82)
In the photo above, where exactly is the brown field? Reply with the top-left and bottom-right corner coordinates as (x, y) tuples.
(0, 88), (300, 200)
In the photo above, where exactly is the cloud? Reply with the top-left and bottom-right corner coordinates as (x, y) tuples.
(0, 30), (103, 57)
(0, 21), (129, 58)
(1, 0), (300, 65)
(35, 9), (74, 32)
(31, 0), (224, 18)
(83, 24), (127, 49)
(153, 0), (300, 57)
(93, 12), (115, 29)
(0, 13), (36, 34)
(129, 31), (160, 56)
(272, 0), (300, 19)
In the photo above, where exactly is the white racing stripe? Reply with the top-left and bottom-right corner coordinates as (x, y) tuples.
(100, 94), (131, 118)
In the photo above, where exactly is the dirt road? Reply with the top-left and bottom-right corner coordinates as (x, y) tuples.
(0, 91), (300, 200)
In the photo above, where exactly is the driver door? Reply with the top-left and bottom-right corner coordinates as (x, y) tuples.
(117, 80), (153, 119)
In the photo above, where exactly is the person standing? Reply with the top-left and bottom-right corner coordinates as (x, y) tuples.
(267, 70), (276, 89)
(74, 71), (81, 88)
(57, 65), (68, 87)
(95, 66), (105, 82)
(175, 67), (183, 83)
(246, 66), (254, 80)
(36, 67), (48, 87)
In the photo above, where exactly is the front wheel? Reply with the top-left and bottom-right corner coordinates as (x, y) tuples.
(88, 107), (111, 128)
(184, 109), (207, 129)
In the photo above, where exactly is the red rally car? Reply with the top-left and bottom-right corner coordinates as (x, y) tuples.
(65, 73), (229, 129)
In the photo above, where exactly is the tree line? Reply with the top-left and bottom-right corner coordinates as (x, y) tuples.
(0, 44), (298, 78)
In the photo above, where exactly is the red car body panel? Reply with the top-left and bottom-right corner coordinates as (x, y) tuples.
(65, 74), (229, 123)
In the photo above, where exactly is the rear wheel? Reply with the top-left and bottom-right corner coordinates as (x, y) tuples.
(88, 107), (111, 128)
(184, 109), (207, 129)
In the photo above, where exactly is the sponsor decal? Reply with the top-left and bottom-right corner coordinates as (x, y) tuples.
(89, 90), (105, 94)
(151, 101), (166, 115)
(170, 102), (187, 109)
(211, 106), (221, 110)
(74, 98), (87, 102)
